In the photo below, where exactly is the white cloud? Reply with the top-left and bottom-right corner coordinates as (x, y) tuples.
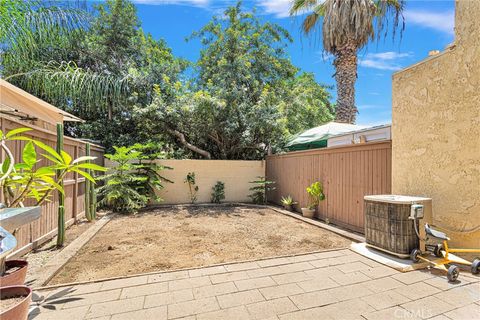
(359, 51), (413, 71)
(404, 10), (454, 35)
(257, 0), (310, 18)
(132, 0), (210, 7)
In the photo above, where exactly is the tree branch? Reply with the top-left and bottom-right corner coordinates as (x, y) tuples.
(167, 128), (211, 159)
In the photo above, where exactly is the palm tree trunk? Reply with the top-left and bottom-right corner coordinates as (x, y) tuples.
(333, 40), (358, 124)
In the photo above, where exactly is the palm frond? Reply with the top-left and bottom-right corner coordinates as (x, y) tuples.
(1, 2), (89, 50)
(290, 0), (319, 15)
(291, 0), (404, 53)
(322, 0), (376, 53)
(374, 0), (405, 40)
(302, 12), (321, 35)
(5, 61), (130, 114)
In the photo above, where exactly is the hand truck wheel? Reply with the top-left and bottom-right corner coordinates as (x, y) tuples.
(471, 258), (480, 275)
(447, 265), (459, 282)
(410, 249), (421, 263)
(433, 244), (443, 257)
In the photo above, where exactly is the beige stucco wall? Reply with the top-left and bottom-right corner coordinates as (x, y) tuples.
(392, 0), (480, 247)
(153, 160), (265, 204)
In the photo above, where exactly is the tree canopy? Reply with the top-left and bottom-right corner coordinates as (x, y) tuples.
(1, 0), (334, 159)
(135, 3), (333, 159)
(291, 0), (404, 124)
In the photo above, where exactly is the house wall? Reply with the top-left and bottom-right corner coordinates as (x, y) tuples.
(152, 160), (265, 204)
(392, 0), (480, 247)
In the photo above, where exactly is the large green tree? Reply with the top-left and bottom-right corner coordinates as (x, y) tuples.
(137, 2), (333, 159)
(70, 0), (186, 150)
(291, 0), (404, 124)
(0, 0), (127, 115)
(1, 0), (185, 151)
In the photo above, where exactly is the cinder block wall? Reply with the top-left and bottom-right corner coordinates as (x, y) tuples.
(153, 160), (265, 204)
(392, 0), (480, 247)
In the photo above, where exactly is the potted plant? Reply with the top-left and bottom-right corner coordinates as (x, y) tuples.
(0, 260), (29, 288)
(301, 181), (325, 218)
(0, 285), (32, 320)
(280, 195), (297, 211)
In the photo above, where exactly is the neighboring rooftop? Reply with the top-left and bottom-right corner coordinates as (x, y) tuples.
(0, 79), (82, 132)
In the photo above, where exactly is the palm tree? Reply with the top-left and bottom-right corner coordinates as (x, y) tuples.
(0, 0), (128, 113)
(291, 0), (404, 124)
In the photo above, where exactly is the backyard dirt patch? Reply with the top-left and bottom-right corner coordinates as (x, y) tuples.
(25, 219), (92, 281)
(49, 205), (351, 285)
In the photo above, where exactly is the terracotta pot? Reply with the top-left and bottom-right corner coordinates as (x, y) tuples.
(1, 260), (28, 286)
(0, 285), (32, 320)
(301, 208), (315, 219)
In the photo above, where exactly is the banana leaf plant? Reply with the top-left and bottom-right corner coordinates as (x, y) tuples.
(0, 127), (106, 209)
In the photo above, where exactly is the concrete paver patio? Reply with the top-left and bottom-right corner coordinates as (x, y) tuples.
(29, 249), (480, 320)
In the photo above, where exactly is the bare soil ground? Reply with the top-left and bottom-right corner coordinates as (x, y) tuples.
(49, 206), (351, 285)
(24, 215), (102, 286)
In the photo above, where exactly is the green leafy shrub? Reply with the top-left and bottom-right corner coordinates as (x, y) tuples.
(306, 181), (325, 209)
(0, 128), (105, 208)
(97, 144), (172, 214)
(211, 181), (225, 204)
(248, 176), (275, 205)
(184, 172), (199, 203)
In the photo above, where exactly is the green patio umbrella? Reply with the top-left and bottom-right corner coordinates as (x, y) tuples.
(286, 122), (367, 151)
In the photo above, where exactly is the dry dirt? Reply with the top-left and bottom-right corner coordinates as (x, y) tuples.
(49, 206), (351, 284)
(0, 295), (26, 311)
(24, 217), (97, 286)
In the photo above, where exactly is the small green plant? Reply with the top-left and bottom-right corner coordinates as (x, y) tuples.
(0, 127), (106, 248)
(0, 128), (105, 208)
(211, 181), (225, 203)
(306, 181), (325, 209)
(281, 195), (296, 206)
(185, 172), (199, 203)
(248, 176), (275, 205)
(97, 144), (172, 214)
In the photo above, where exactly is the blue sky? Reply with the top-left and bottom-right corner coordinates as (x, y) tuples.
(132, 0), (455, 126)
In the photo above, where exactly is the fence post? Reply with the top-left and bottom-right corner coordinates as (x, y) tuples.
(85, 143), (93, 221)
(72, 144), (79, 222)
(56, 123), (65, 247)
(89, 147), (96, 219)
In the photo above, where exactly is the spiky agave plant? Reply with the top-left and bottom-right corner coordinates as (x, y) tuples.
(291, 0), (405, 124)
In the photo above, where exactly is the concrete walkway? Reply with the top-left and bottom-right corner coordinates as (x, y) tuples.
(29, 249), (480, 320)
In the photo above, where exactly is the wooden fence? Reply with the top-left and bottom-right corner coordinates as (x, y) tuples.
(1, 117), (104, 257)
(266, 141), (392, 233)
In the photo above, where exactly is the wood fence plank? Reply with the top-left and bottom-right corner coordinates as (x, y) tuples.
(266, 142), (392, 233)
(0, 116), (104, 255)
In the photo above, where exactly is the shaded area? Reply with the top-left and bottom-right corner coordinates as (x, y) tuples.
(29, 287), (83, 319)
